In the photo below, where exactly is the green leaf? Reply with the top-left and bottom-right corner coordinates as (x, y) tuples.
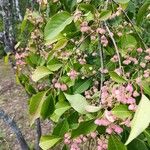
(67, 112), (79, 129)
(79, 3), (96, 14)
(51, 101), (71, 122)
(108, 135), (127, 150)
(44, 11), (73, 41)
(29, 91), (46, 125)
(60, 0), (77, 12)
(127, 138), (149, 150)
(41, 95), (55, 120)
(100, 10), (112, 21)
(114, 0), (130, 4)
(144, 129), (150, 146)
(71, 119), (97, 138)
(120, 35), (137, 54)
(31, 66), (52, 82)
(136, 1), (150, 25)
(47, 59), (63, 72)
(53, 38), (68, 51)
(125, 94), (150, 145)
(109, 71), (127, 84)
(112, 104), (132, 119)
(142, 80), (150, 96)
(73, 79), (92, 94)
(64, 93), (89, 114)
(25, 83), (36, 95)
(53, 119), (69, 137)
(39, 135), (61, 150)
(85, 105), (101, 113)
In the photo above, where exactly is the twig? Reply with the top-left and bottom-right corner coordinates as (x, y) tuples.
(35, 118), (42, 150)
(104, 22), (123, 72)
(112, 0), (148, 49)
(98, 33), (104, 105)
(0, 109), (29, 150)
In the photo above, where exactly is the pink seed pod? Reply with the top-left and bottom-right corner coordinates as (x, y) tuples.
(90, 132), (97, 138)
(96, 28), (106, 34)
(54, 82), (61, 89)
(106, 127), (113, 134)
(128, 104), (137, 111)
(140, 62), (146, 68)
(60, 84), (67, 91)
(137, 47), (143, 53)
(112, 125), (123, 134)
(126, 84), (133, 93)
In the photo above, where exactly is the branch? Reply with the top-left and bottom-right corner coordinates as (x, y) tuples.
(35, 118), (42, 150)
(104, 22), (123, 72)
(0, 109), (29, 150)
(112, 0), (148, 49)
(98, 33), (104, 105)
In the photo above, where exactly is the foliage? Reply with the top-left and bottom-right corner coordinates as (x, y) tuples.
(13, 0), (150, 149)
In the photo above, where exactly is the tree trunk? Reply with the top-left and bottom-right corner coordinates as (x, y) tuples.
(14, 0), (22, 21)
(0, 0), (15, 53)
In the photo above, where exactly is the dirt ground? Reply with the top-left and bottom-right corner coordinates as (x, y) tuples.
(0, 59), (51, 150)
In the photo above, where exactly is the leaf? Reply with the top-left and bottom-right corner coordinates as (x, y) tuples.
(121, 35), (137, 50)
(39, 135), (61, 150)
(73, 79), (92, 94)
(71, 119), (97, 138)
(85, 105), (101, 113)
(79, 3), (96, 14)
(29, 92), (46, 125)
(50, 101), (71, 122)
(136, 1), (150, 25)
(53, 38), (68, 51)
(109, 71), (127, 84)
(64, 93), (89, 114)
(142, 80), (150, 96)
(47, 59), (63, 72)
(127, 138), (149, 150)
(100, 10), (112, 21)
(60, 0), (77, 12)
(67, 112), (79, 129)
(31, 66), (52, 82)
(112, 104), (132, 119)
(144, 129), (150, 146)
(53, 119), (69, 137)
(44, 11), (73, 41)
(114, 0), (130, 4)
(108, 135), (127, 150)
(41, 95), (55, 120)
(125, 94), (150, 145)
(25, 83), (36, 95)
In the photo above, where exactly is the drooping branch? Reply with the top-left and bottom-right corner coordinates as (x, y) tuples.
(0, 109), (29, 150)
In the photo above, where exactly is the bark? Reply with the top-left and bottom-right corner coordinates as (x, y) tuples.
(0, 109), (29, 150)
(0, 0), (15, 53)
(0, 32), (4, 43)
(35, 118), (42, 150)
(14, 0), (22, 21)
